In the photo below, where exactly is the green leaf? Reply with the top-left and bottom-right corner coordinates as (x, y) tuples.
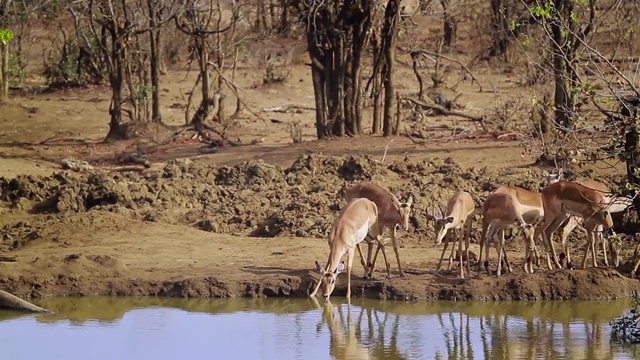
(570, 11), (578, 22)
(0, 29), (14, 45)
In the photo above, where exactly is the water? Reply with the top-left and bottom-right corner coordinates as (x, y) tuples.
(0, 297), (638, 360)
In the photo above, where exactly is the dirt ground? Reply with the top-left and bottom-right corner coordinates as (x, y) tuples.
(2, 14), (640, 302)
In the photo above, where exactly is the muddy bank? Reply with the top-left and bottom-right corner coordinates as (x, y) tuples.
(2, 262), (639, 301)
(0, 154), (556, 247)
(1, 154), (639, 302)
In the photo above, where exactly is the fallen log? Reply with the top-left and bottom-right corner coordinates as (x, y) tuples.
(0, 290), (53, 314)
(403, 96), (489, 133)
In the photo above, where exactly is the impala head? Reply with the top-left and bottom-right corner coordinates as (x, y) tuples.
(394, 194), (414, 231)
(591, 202), (614, 229)
(606, 231), (622, 267)
(426, 205), (454, 245)
(314, 261), (345, 301)
(542, 165), (564, 185)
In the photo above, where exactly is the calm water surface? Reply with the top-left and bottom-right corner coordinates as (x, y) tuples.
(0, 297), (638, 360)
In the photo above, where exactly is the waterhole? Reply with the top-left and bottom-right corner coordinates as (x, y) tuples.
(0, 297), (637, 360)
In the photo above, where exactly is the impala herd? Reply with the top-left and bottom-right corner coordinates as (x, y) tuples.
(311, 168), (637, 300)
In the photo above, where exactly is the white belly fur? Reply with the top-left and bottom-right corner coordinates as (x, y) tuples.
(354, 221), (370, 245)
(519, 203), (543, 223)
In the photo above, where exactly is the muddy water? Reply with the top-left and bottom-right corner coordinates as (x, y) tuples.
(0, 297), (638, 360)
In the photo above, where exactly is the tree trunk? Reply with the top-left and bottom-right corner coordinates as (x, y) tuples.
(550, 0), (572, 130)
(147, 0), (162, 123)
(191, 36), (211, 124)
(489, 0), (509, 58)
(105, 28), (127, 142)
(622, 98), (640, 214)
(382, 0), (400, 137)
(279, 0), (288, 34)
(0, 42), (7, 100)
(440, 0), (457, 49)
(330, 37), (345, 137)
(296, 0), (374, 139)
(371, 32), (382, 134)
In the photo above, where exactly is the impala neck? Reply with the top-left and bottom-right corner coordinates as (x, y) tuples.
(327, 246), (346, 273)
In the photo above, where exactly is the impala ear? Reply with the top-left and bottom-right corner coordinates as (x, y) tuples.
(335, 262), (345, 274)
(405, 194), (414, 207)
(315, 261), (324, 273)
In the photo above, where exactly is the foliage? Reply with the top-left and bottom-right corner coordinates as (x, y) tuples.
(8, 52), (26, 85)
(43, 43), (82, 85)
(0, 29), (13, 45)
(611, 291), (640, 344)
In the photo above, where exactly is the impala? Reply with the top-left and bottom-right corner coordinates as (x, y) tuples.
(478, 167), (564, 274)
(426, 191), (475, 278)
(345, 182), (414, 278)
(482, 191), (536, 276)
(311, 198), (381, 300)
(559, 179), (634, 268)
(533, 181), (613, 270)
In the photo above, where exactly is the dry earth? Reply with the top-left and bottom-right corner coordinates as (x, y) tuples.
(1, 12), (640, 302)
(1, 152), (640, 301)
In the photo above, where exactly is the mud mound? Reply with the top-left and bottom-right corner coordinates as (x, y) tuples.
(216, 159), (283, 186)
(0, 154), (583, 249)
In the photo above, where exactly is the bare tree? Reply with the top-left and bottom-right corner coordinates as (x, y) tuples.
(175, 0), (236, 134)
(293, 0), (375, 138)
(516, 1), (640, 209)
(69, 0), (176, 141)
(381, 0), (400, 136)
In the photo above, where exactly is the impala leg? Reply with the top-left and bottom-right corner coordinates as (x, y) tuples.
(310, 276), (323, 298)
(464, 219), (472, 274)
(581, 230), (594, 269)
(560, 216), (578, 268)
(310, 258), (330, 297)
(599, 226), (609, 267)
(534, 218), (553, 270)
(346, 247), (355, 299)
(437, 232), (450, 271)
(477, 235), (485, 271)
(366, 239), (375, 275)
(535, 214), (568, 270)
(356, 242), (368, 277)
(389, 227), (406, 277)
(591, 230), (599, 268)
(484, 223), (497, 275)
(524, 226), (535, 274)
(458, 228), (465, 279)
(378, 241), (392, 279)
(633, 257), (640, 275)
(368, 238), (383, 278)
(502, 237), (512, 273)
(496, 228), (506, 277)
(448, 229), (458, 271)
(545, 214), (570, 269)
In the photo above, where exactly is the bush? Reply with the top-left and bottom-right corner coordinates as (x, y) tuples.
(611, 291), (640, 344)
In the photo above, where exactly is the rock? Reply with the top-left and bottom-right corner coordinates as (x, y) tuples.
(61, 157), (94, 171)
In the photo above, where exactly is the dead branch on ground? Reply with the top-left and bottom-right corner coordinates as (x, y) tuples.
(403, 96), (488, 132)
(262, 105), (315, 113)
(407, 48), (483, 92)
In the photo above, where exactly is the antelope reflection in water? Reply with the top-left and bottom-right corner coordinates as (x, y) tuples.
(312, 298), (408, 360)
(434, 307), (621, 360)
